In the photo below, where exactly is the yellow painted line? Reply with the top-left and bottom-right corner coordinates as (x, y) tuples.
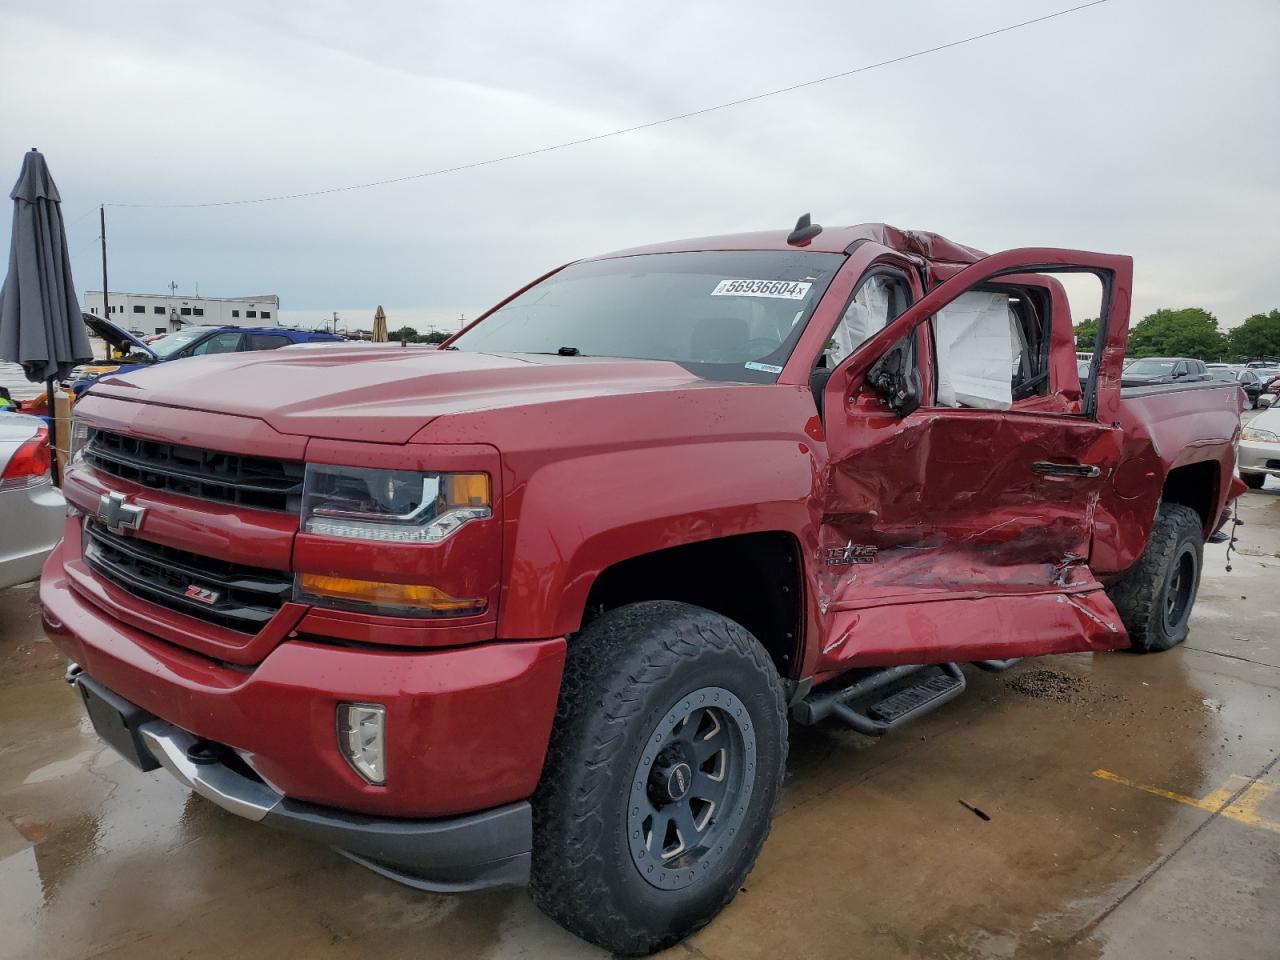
(1093, 769), (1280, 835)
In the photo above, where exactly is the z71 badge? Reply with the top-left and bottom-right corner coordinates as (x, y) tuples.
(826, 542), (878, 566)
(184, 584), (221, 605)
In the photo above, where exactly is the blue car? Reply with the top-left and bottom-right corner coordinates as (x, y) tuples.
(68, 315), (344, 396)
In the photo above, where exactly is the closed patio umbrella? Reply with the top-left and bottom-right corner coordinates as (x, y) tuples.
(372, 305), (388, 343)
(0, 149), (92, 482)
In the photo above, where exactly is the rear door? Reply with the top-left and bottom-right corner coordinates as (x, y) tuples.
(815, 249), (1133, 674)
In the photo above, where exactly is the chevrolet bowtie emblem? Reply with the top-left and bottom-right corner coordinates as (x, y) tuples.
(97, 491), (146, 535)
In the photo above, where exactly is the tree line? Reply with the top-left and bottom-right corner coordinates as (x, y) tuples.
(1074, 308), (1280, 361)
(390, 326), (451, 344)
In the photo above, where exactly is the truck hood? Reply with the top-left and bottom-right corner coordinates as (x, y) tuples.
(80, 313), (158, 361)
(87, 347), (716, 443)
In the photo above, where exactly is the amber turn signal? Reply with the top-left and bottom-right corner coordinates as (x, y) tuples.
(297, 573), (485, 616)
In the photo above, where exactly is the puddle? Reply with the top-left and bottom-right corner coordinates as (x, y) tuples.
(22, 750), (97, 785)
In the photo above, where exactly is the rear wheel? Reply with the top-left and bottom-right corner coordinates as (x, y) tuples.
(1106, 502), (1204, 652)
(530, 602), (787, 955)
(1242, 473), (1266, 490)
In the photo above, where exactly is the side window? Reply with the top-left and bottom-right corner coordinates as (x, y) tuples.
(1007, 291), (1052, 401)
(822, 274), (909, 369)
(247, 334), (290, 351)
(191, 332), (242, 356)
(1172, 361), (1188, 378)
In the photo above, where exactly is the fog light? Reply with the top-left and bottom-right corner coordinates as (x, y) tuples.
(337, 703), (386, 784)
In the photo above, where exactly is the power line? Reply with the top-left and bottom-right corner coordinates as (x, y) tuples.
(63, 206), (99, 231)
(106, 0), (1109, 210)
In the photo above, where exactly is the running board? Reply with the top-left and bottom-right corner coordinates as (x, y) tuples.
(792, 663), (966, 736)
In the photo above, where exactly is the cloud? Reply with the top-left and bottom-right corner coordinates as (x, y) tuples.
(1, 0), (1277, 331)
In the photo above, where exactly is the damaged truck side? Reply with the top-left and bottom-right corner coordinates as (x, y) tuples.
(43, 223), (1245, 955)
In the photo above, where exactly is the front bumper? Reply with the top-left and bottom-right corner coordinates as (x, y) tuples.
(40, 538), (566, 821)
(1238, 438), (1280, 477)
(68, 667), (531, 891)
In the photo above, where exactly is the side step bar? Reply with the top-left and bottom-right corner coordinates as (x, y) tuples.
(792, 663), (966, 736)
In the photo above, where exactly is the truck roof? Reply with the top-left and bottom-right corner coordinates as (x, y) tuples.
(596, 221), (988, 264)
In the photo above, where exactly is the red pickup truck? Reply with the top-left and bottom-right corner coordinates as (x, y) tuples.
(42, 221), (1244, 954)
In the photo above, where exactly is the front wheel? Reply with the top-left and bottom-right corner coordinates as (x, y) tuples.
(1106, 502), (1204, 652)
(530, 602), (787, 955)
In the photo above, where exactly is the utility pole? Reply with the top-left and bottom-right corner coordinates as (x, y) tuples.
(168, 281), (178, 297)
(332, 311), (339, 335)
(99, 206), (110, 361)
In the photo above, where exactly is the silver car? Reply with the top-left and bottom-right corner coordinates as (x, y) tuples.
(1239, 404), (1280, 490)
(0, 413), (65, 588)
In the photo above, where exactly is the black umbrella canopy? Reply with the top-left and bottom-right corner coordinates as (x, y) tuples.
(0, 148), (93, 383)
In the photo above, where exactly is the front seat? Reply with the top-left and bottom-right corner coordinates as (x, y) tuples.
(689, 316), (749, 363)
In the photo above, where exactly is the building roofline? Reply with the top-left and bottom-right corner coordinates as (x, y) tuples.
(84, 291), (280, 303)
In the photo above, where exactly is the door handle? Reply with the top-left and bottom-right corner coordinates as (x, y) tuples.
(1032, 461), (1102, 479)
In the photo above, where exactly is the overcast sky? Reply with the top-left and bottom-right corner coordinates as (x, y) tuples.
(1, 0), (1276, 332)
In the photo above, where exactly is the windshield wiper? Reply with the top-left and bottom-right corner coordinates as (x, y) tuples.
(520, 347), (586, 357)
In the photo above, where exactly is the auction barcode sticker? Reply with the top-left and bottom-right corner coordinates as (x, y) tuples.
(711, 279), (812, 300)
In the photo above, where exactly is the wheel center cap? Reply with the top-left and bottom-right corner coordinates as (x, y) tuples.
(664, 761), (692, 802)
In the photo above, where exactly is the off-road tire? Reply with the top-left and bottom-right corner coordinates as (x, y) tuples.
(1242, 473), (1266, 490)
(530, 601), (787, 955)
(1106, 502), (1204, 653)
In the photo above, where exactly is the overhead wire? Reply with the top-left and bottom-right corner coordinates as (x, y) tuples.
(103, 0), (1110, 210)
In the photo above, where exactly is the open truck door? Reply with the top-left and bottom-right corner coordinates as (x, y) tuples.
(815, 248), (1135, 676)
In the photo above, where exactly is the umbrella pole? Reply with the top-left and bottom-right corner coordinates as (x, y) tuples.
(45, 375), (60, 485)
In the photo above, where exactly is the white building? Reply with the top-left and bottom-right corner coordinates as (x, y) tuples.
(83, 291), (281, 336)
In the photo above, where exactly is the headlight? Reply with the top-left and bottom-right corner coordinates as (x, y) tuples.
(1242, 426), (1280, 443)
(301, 464), (490, 543)
(69, 420), (90, 465)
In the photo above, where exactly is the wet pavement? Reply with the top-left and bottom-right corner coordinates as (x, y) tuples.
(1, 488), (1277, 960)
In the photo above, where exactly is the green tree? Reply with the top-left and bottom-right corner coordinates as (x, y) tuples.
(1226, 309), (1280, 361)
(390, 325), (421, 343)
(1126, 308), (1225, 361)
(422, 330), (451, 344)
(1073, 317), (1100, 351)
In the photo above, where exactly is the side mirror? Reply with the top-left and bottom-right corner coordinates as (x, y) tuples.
(867, 336), (921, 417)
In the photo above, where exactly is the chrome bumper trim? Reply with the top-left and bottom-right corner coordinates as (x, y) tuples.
(138, 719), (282, 823)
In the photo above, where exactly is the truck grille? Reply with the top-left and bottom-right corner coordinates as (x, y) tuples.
(82, 521), (292, 634)
(85, 428), (306, 513)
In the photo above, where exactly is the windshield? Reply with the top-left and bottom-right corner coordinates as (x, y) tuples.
(450, 251), (845, 382)
(1126, 359), (1177, 376)
(1208, 368), (1236, 382)
(149, 328), (215, 359)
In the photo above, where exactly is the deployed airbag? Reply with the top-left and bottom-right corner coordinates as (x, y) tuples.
(934, 292), (1013, 410)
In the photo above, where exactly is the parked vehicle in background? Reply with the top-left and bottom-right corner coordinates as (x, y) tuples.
(1206, 365), (1263, 408)
(1120, 356), (1211, 387)
(66, 315), (344, 396)
(1257, 369), (1280, 402)
(1239, 405), (1280, 489)
(0, 413), (64, 588)
(45, 222), (1245, 954)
